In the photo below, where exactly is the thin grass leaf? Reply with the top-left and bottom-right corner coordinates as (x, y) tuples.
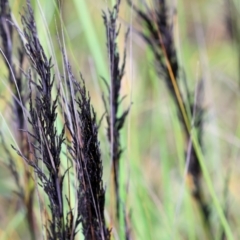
(128, 0), (211, 236)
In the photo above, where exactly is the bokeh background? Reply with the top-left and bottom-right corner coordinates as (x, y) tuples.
(0, 0), (240, 239)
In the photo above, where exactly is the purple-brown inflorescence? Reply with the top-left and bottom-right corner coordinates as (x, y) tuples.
(12, 0), (111, 239)
(102, 0), (130, 219)
(13, 1), (68, 239)
(64, 62), (111, 239)
(128, 0), (210, 235)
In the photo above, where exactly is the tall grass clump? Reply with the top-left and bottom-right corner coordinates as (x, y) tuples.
(128, 0), (212, 237)
(11, 0), (111, 239)
(127, 0), (235, 239)
(0, 0), (239, 239)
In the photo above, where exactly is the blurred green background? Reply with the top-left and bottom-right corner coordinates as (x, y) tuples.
(1, 0), (240, 239)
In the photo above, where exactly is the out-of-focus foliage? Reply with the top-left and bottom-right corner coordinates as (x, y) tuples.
(0, 0), (240, 239)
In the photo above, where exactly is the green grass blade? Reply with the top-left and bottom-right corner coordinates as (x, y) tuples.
(191, 129), (234, 240)
(73, 0), (108, 78)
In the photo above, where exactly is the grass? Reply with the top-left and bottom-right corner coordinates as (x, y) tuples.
(0, 0), (240, 239)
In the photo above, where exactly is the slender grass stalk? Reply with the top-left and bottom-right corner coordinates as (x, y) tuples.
(73, 0), (108, 78)
(128, 0), (211, 236)
(102, 0), (130, 220)
(11, 1), (111, 239)
(0, 0), (237, 239)
(64, 64), (111, 239)
(13, 1), (69, 238)
(191, 129), (234, 240)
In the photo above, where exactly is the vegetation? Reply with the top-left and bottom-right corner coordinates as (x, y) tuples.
(0, 0), (239, 239)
